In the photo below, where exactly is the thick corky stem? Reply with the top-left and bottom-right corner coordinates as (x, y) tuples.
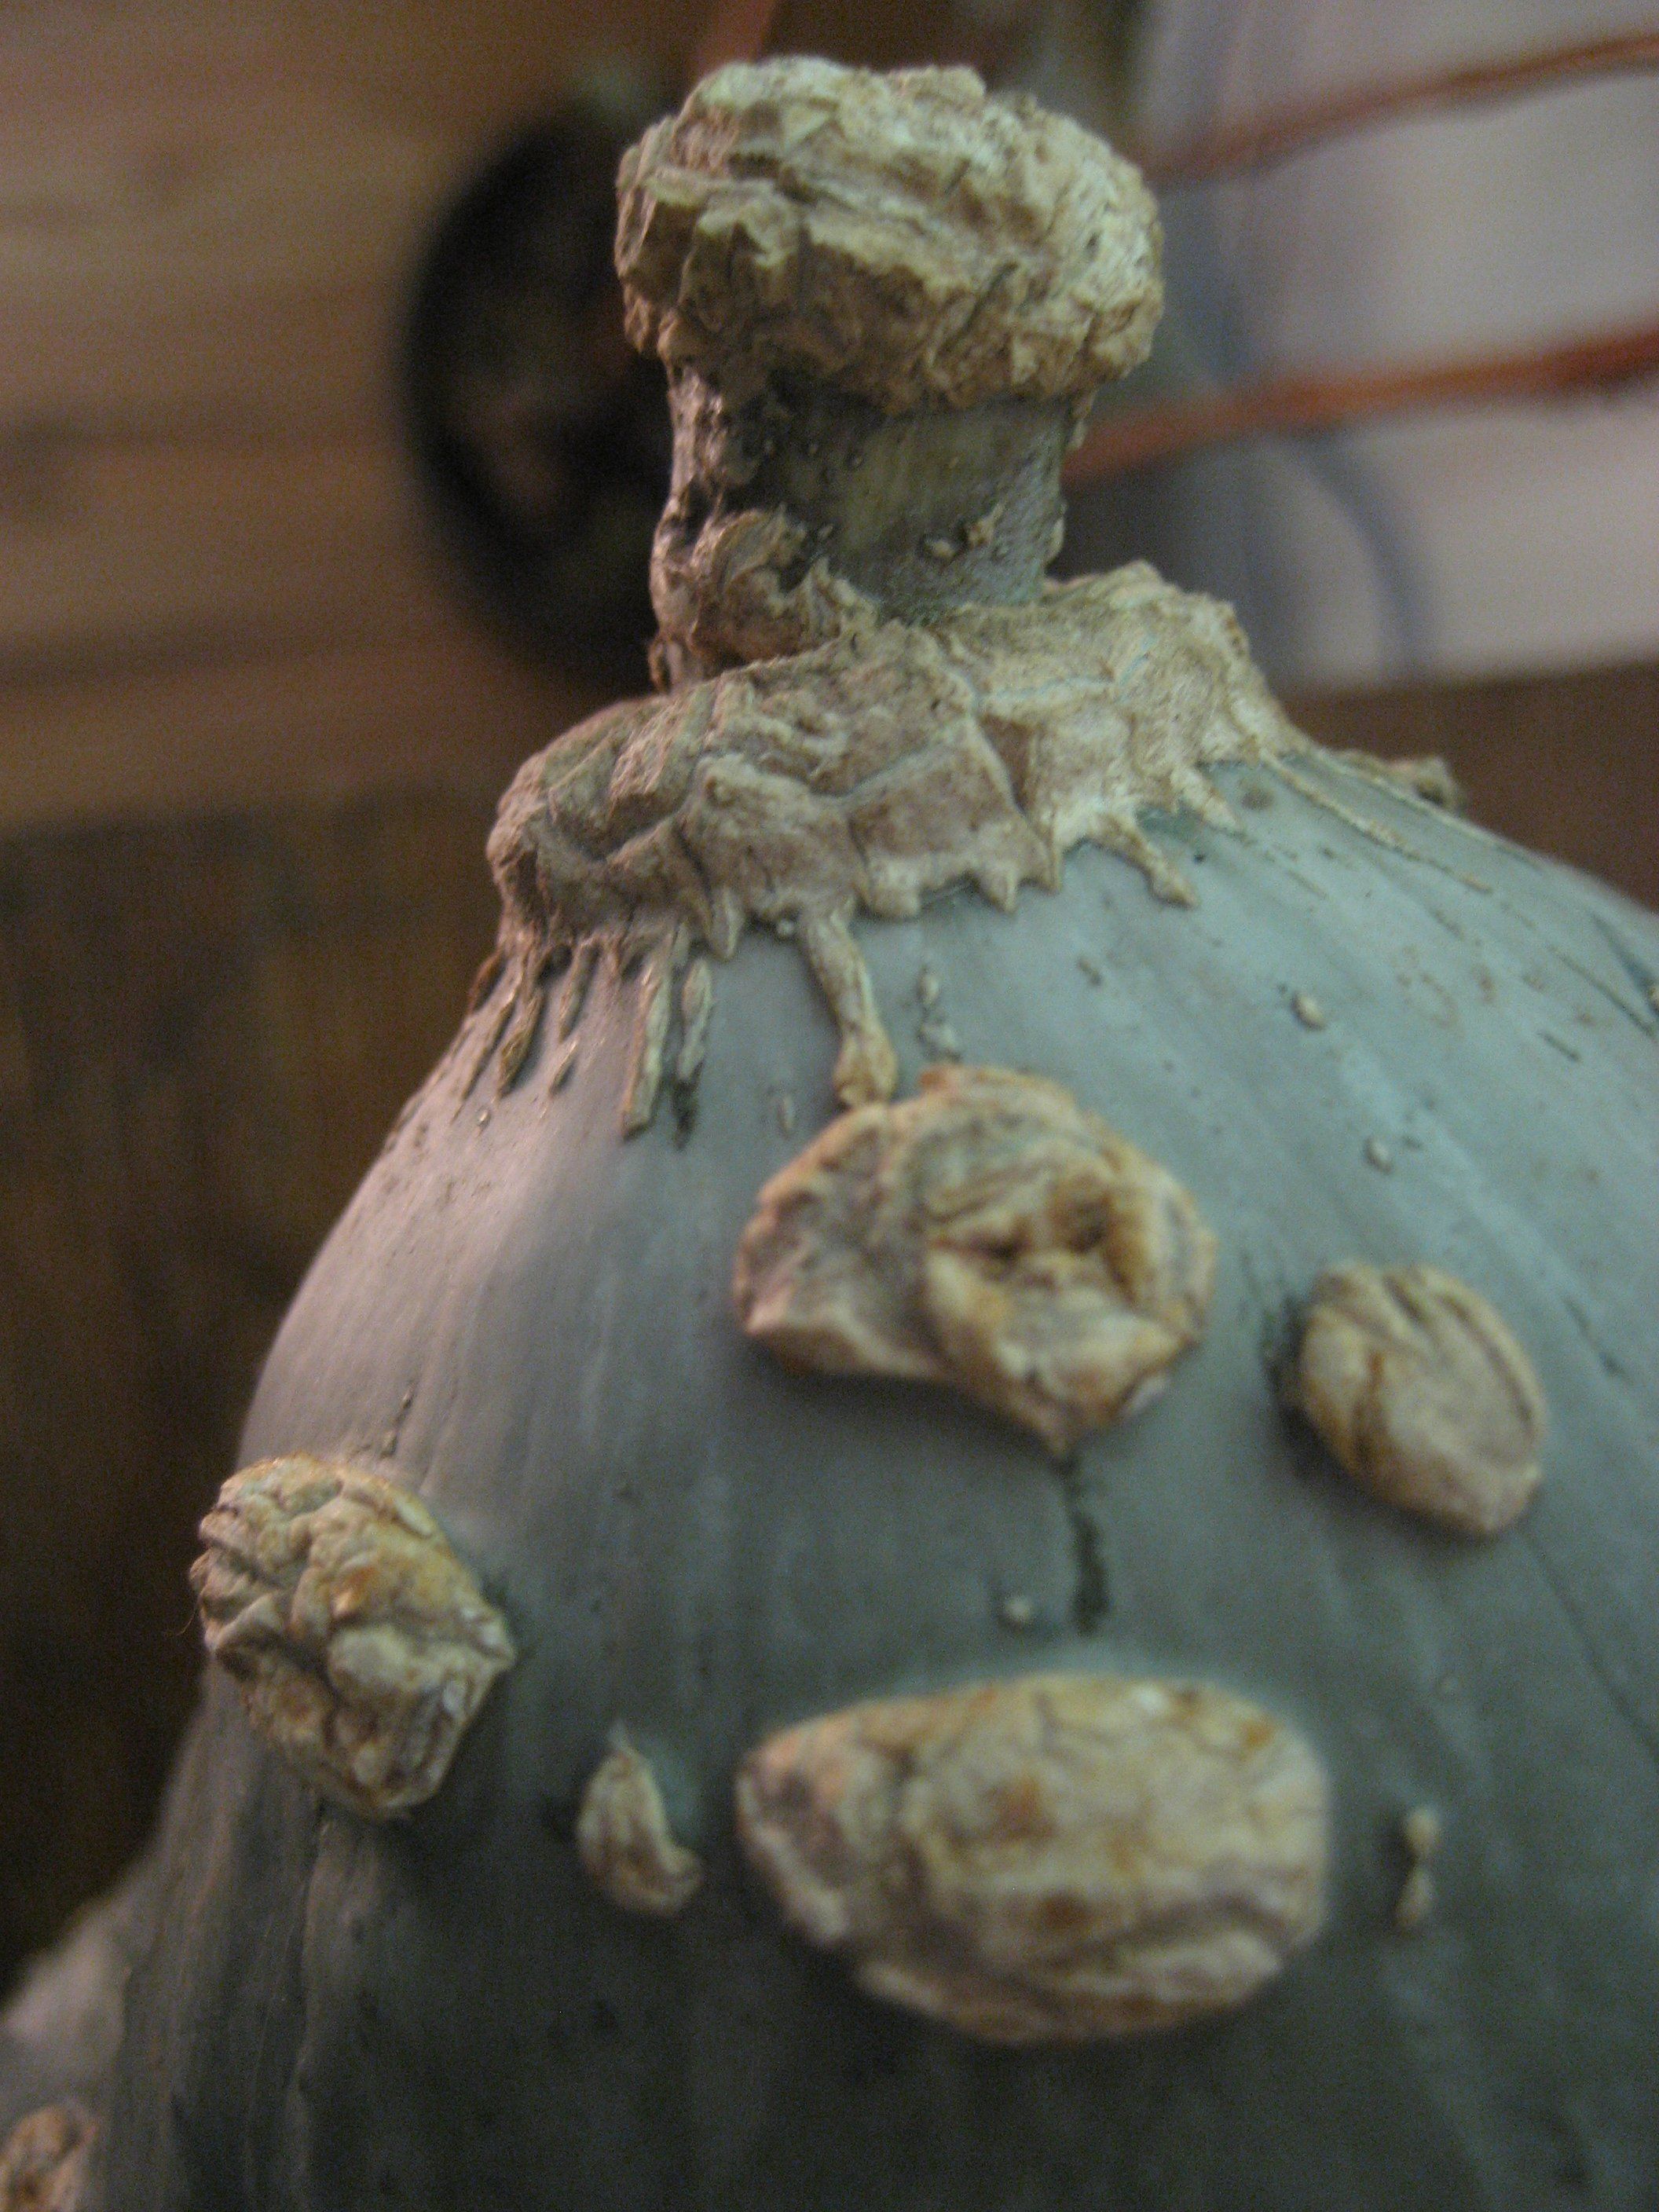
(472, 60), (1445, 1134)
(652, 372), (1076, 683)
(616, 59), (1163, 686)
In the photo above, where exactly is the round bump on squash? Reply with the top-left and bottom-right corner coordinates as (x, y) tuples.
(734, 1673), (1329, 2043)
(576, 1728), (705, 1917)
(732, 1064), (1216, 1455)
(191, 1456), (517, 1818)
(1287, 1264), (1547, 1537)
(0, 2100), (96, 2212)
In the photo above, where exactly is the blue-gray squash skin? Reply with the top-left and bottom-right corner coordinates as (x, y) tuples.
(90, 764), (1659, 2210)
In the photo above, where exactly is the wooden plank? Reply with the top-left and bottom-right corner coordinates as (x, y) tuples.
(0, 435), (465, 678)
(0, 787), (501, 1986)
(0, 629), (606, 831)
(0, 2), (690, 441)
(0, 285), (401, 446)
(0, 97), (436, 444)
(1290, 658), (1659, 910)
(0, 3), (691, 135)
(0, 1), (695, 700)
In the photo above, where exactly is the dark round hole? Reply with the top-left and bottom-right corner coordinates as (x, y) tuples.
(402, 75), (674, 689)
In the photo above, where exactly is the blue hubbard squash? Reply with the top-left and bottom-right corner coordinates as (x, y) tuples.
(8, 57), (1657, 2212)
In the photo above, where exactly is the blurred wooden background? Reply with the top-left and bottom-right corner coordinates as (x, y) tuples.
(0, 0), (1654, 1994)
(0, 0), (641, 1992)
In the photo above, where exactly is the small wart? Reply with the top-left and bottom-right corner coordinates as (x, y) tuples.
(1287, 1264), (1547, 1536)
(577, 1728), (705, 1916)
(192, 1456), (517, 1818)
(735, 1673), (1329, 2043)
(1393, 1804), (1443, 1934)
(732, 1064), (1216, 1454)
(0, 2102), (96, 2212)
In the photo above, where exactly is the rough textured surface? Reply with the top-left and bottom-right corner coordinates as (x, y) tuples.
(192, 1456), (515, 1818)
(645, 493), (877, 688)
(0, 2102), (93, 2212)
(616, 61), (1161, 413)
(486, 561), (1311, 1126)
(735, 1673), (1328, 2042)
(57, 49), (1659, 2208)
(1288, 1264), (1547, 1536)
(86, 770), (1659, 2210)
(575, 1730), (704, 1917)
(733, 1065), (1216, 1454)
(648, 376), (1074, 684)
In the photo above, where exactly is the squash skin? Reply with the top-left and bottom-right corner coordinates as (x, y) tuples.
(82, 762), (1659, 2211)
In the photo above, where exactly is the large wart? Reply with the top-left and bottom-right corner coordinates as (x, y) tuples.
(736, 1674), (1329, 2043)
(192, 1456), (517, 1817)
(733, 1065), (1216, 1454)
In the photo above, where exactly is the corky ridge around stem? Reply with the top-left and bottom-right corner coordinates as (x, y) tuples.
(468, 60), (1460, 1134)
(481, 564), (1329, 1133)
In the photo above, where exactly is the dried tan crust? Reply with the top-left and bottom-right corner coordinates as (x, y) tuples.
(732, 1065), (1216, 1455)
(576, 1730), (705, 1917)
(617, 60), (1162, 413)
(734, 1673), (1328, 2043)
(648, 500), (879, 687)
(484, 562), (1306, 1133)
(0, 2103), (94, 2212)
(192, 1456), (517, 1818)
(1287, 1264), (1547, 1536)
